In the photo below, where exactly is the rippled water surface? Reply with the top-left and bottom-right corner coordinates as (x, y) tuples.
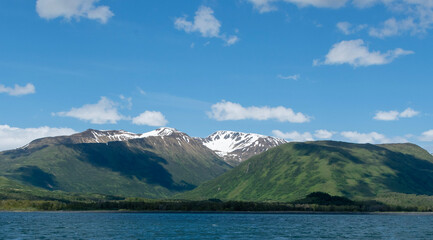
(1, 212), (433, 239)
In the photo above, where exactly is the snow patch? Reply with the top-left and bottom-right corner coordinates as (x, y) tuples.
(202, 130), (287, 163)
(140, 127), (180, 138)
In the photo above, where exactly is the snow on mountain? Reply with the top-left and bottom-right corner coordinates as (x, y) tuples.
(83, 127), (191, 144)
(141, 127), (178, 137)
(141, 127), (191, 143)
(24, 127), (285, 165)
(89, 130), (141, 143)
(80, 128), (287, 165)
(201, 131), (287, 166)
(87, 128), (286, 165)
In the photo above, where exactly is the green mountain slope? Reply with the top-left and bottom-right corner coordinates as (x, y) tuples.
(0, 130), (231, 198)
(180, 141), (433, 201)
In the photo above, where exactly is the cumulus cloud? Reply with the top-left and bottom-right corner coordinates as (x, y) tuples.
(272, 129), (408, 144)
(0, 125), (76, 151)
(336, 21), (352, 34)
(224, 35), (240, 46)
(272, 130), (314, 141)
(336, 21), (367, 35)
(373, 107), (419, 121)
(174, 6), (239, 46)
(36, 0), (114, 23)
(341, 131), (388, 143)
(277, 74), (300, 80)
(272, 129), (334, 141)
(246, 0), (433, 37)
(315, 39), (413, 67)
(367, 1), (433, 38)
(352, 0), (380, 8)
(285, 0), (347, 8)
(340, 131), (407, 144)
(246, 0), (278, 13)
(373, 110), (400, 121)
(399, 108), (419, 118)
(132, 111), (168, 127)
(348, 0), (433, 38)
(0, 83), (35, 96)
(56, 97), (125, 124)
(420, 130), (433, 142)
(209, 100), (310, 123)
(369, 17), (417, 38)
(247, 0), (347, 12)
(314, 129), (335, 139)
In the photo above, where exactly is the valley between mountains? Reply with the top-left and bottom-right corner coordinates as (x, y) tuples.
(1, 127), (433, 208)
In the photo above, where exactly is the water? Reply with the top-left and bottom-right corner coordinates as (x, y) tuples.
(1, 212), (433, 239)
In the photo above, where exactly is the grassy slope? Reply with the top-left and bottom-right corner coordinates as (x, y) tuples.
(0, 138), (230, 198)
(179, 141), (433, 202)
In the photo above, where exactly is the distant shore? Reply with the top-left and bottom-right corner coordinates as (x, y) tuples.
(2, 210), (433, 215)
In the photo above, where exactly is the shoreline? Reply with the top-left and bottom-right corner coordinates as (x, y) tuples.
(2, 210), (433, 215)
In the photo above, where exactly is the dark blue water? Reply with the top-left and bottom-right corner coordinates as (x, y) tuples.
(1, 212), (433, 239)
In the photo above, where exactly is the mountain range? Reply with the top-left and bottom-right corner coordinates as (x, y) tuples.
(0, 128), (285, 198)
(2, 127), (433, 203)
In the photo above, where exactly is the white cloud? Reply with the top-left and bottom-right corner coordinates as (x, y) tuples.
(399, 107), (419, 118)
(369, 17), (417, 38)
(174, 6), (239, 46)
(277, 74), (300, 80)
(340, 131), (407, 144)
(284, 0), (347, 8)
(373, 110), (400, 121)
(246, 0), (433, 37)
(315, 39), (413, 67)
(314, 129), (335, 139)
(132, 111), (168, 127)
(56, 97), (125, 124)
(341, 131), (388, 143)
(272, 130), (314, 141)
(374, 107), (419, 121)
(271, 129), (408, 144)
(336, 21), (367, 35)
(36, 0), (114, 24)
(352, 0), (380, 8)
(420, 130), (433, 142)
(209, 100), (310, 123)
(175, 6), (220, 38)
(247, 0), (347, 12)
(0, 83), (35, 96)
(337, 21), (352, 34)
(224, 35), (240, 46)
(247, 0), (278, 13)
(0, 125), (76, 151)
(352, 0), (433, 37)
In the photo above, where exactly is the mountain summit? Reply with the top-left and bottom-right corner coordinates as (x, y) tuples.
(200, 130), (287, 166)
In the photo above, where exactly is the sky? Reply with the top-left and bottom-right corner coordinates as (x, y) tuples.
(0, 0), (433, 152)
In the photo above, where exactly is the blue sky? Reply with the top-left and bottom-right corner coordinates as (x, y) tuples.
(0, 0), (432, 152)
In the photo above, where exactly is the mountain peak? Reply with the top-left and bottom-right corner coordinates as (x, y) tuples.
(201, 130), (287, 166)
(141, 127), (183, 138)
(79, 129), (140, 143)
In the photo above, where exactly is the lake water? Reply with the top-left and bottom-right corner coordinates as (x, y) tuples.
(1, 212), (433, 239)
